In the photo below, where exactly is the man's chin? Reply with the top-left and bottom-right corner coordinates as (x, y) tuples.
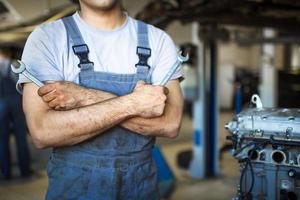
(82, 0), (120, 12)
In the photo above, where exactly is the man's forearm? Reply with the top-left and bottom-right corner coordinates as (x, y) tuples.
(78, 88), (116, 107)
(120, 98), (182, 138)
(72, 88), (165, 134)
(25, 81), (167, 148)
(29, 95), (136, 148)
(73, 84), (182, 138)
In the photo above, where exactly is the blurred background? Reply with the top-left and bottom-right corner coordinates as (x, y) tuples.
(0, 0), (300, 199)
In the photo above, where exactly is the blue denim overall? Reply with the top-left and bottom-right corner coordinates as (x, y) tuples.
(45, 16), (159, 200)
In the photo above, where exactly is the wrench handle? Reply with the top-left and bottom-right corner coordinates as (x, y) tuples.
(158, 60), (181, 86)
(23, 70), (45, 87)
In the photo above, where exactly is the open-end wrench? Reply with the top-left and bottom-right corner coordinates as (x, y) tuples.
(156, 51), (189, 86)
(11, 60), (44, 87)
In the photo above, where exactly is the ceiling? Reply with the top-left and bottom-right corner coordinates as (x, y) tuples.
(136, 0), (300, 33)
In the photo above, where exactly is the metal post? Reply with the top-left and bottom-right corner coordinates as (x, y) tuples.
(205, 40), (219, 177)
(259, 29), (277, 107)
(188, 22), (205, 178)
(235, 83), (242, 114)
(189, 23), (219, 178)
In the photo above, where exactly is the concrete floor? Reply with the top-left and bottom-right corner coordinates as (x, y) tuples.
(0, 111), (240, 200)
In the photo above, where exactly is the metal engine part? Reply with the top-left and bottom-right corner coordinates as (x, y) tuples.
(226, 95), (300, 200)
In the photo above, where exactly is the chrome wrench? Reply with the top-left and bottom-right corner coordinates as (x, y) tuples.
(11, 60), (44, 87)
(157, 52), (189, 86)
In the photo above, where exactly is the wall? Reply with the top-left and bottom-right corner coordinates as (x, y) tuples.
(219, 42), (260, 69)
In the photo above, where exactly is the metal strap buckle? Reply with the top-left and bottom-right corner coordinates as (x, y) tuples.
(135, 46), (151, 68)
(72, 44), (93, 67)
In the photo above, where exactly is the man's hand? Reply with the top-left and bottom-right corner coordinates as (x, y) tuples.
(122, 80), (183, 138)
(130, 80), (168, 118)
(38, 81), (86, 110)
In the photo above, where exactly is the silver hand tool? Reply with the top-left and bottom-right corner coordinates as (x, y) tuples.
(11, 60), (44, 87)
(157, 52), (189, 86)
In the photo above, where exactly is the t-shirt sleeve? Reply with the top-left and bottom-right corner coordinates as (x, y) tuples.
(151, 31), (183, 84)
(17, 25), (64, 92)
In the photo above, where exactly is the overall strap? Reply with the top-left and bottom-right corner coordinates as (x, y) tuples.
(62, 16), (93, 70)
(136, 20), (151, 81)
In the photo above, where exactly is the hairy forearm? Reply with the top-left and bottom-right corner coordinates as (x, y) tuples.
(74, 83), (183, 138)
(121, 114), (171, 136)
(74, 89), (166, 135)
(29, 95), (136, 148)
(121, 101), (182, 138)
(78, 88), (117, 107)
(25, 81), (167, 148)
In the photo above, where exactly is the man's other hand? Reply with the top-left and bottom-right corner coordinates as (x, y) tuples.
(38, 81), (84, 110)
(131, 80), (168, 118)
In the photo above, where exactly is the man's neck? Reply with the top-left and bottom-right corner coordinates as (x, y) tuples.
(79, 4), (125, 30)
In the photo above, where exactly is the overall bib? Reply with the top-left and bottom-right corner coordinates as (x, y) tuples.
(45, 16), (159, 200)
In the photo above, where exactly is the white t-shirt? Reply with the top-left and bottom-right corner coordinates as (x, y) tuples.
(18, 12), (182, 87)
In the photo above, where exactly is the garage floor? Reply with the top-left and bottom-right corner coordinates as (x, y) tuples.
(0, 112), (239, 200)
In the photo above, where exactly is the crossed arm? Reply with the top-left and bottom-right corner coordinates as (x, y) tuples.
(23, 80), (183, 148)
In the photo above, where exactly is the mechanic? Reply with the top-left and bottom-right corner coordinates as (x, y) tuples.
(18, 0), (183, 199)
(0, 46), (31, 180)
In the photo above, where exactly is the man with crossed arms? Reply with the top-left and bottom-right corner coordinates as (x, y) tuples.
(18, 0), (183, 199)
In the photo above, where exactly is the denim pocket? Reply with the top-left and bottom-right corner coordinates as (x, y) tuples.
(134, 160), (159, 200)
(46, 159), (92, 200)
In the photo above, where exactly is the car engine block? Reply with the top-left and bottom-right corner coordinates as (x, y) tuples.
(226, 95), (300, 200)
